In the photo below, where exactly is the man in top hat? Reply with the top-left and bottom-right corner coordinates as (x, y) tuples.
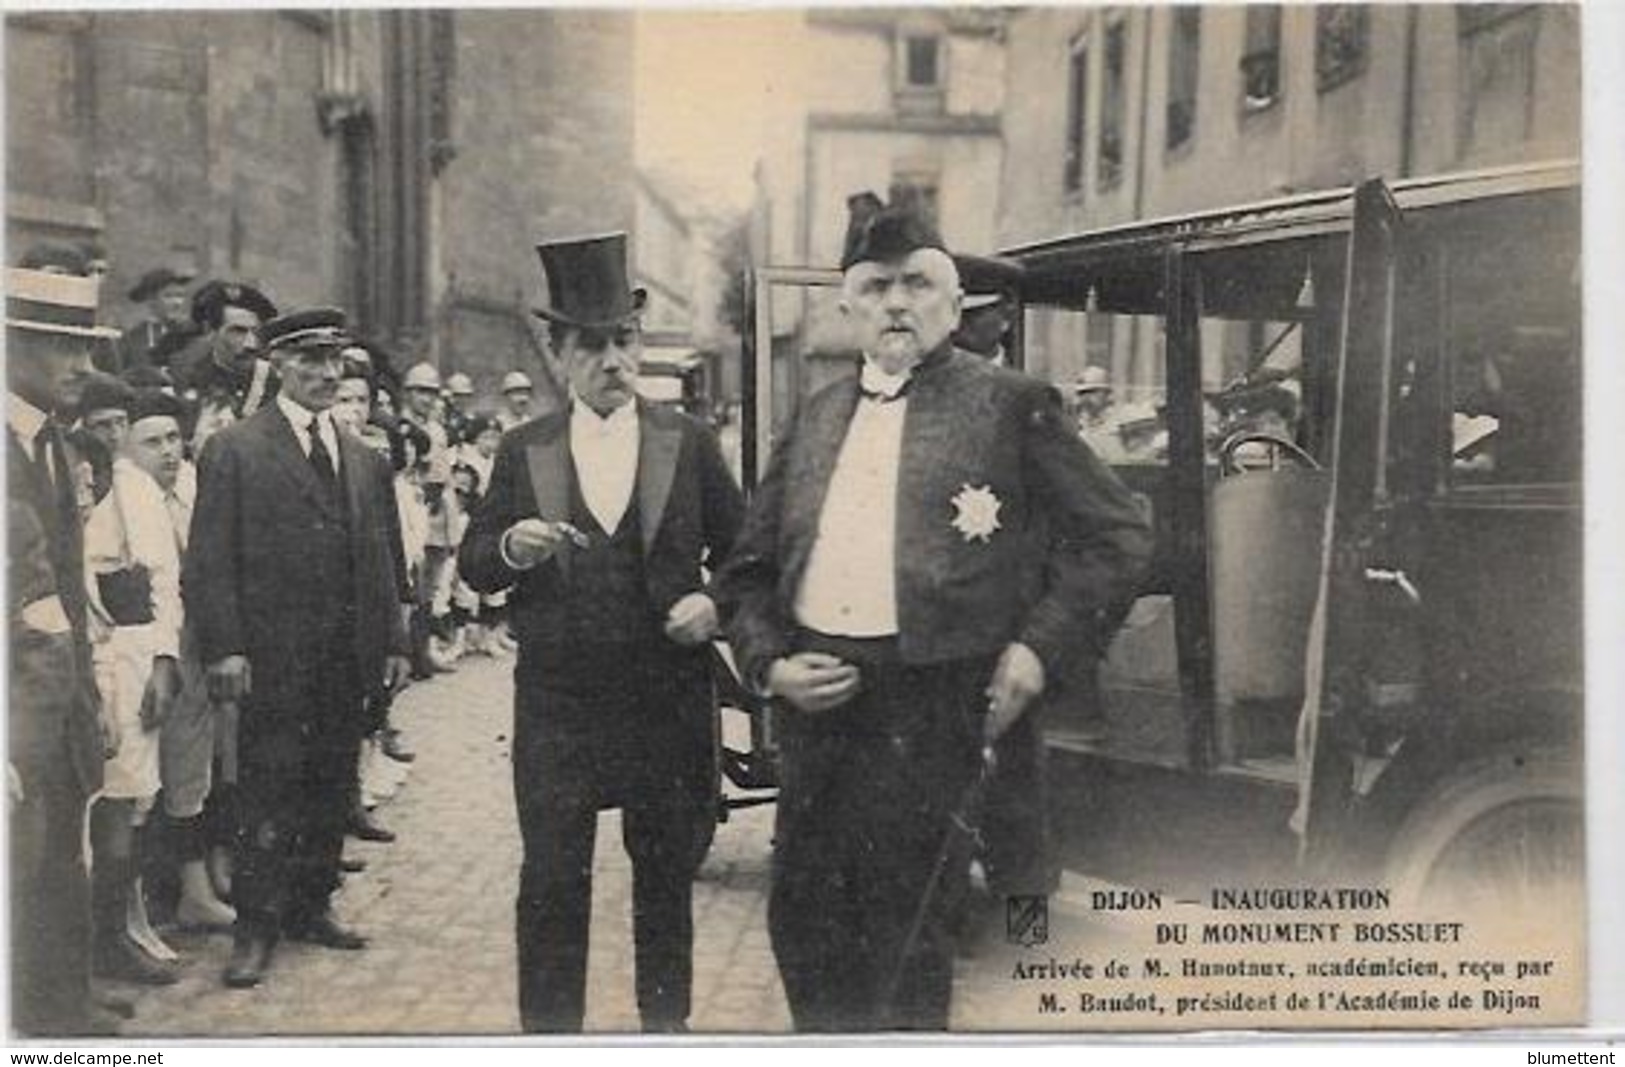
(184, 306), (413, 989)
(115, 267), (195, 377)
(713, 208), (1151, 1031)
(7, 266), (123, 1034)
(951, 253), (1024, 368)
(496, 370), (537, 431)
(168, 281), (279, 418)
(459, 231), (744, 1033)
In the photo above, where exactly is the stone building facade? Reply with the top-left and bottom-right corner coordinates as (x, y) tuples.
(995, 3), (1581, 391)
(751, 8), (1009, 361)
(5, 10), (635, 411)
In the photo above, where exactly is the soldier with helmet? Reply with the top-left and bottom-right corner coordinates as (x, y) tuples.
(497, 370), (537, 431)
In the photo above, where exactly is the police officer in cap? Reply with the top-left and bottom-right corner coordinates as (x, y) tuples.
(168, 281), (279, 418)
(185, 307), (412, 989)
(951, 254), (1024, 368)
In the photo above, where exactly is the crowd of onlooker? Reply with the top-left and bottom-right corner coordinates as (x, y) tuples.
(8, 242), (539, 1033)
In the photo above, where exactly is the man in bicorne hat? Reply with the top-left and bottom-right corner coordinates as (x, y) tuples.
(459, 232), (744, 1033)
(7, 266), (123, 1034)
(185, 307), (412, 989)
(714, 208), (1151, 1031)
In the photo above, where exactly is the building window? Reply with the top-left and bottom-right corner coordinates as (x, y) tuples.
(1316, 5), (1369, 92)
(1457, 5), (1541, 159)
(1241, 5), (1283, 111)
(1099, 17), (1127, 188)
(1063, 33), (1089, 195)
(903, 34), (941, 88)
(889, 175), (940, 231)
(1166, 7), (1201, 151)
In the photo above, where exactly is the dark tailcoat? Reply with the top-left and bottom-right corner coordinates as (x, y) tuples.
(714, 345), (1152, 1029)
(8, 421), (104, 1035)
(183, 403), (410, 930)
(458, 400), (744, 1032)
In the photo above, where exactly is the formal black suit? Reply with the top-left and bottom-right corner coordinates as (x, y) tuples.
(716, 344), (1152, 1029)
(184, 402), (410, 938)
(459, 400), (743, 1032)
(8, 415), (105, 1035)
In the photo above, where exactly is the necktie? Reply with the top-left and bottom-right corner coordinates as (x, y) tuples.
(307, 416), (338, 491)
(36, 422), (77, 532)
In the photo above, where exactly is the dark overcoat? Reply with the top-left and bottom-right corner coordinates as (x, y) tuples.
(7, 428), (104, 794)
(183, 403), (410, 768)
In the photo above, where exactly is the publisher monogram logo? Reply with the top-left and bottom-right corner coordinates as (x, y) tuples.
(1006, 895), (1049, 947)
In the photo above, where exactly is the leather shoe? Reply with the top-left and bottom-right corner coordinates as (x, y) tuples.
(95, 931), (181, 986)
(94, 991), (136, 1020)
(380, 729), (416, 764)
(348, 808), (396, 843)
(285, 912), (367, 950)
(340, 855), (367, 874)
(223, 934), (274, 989)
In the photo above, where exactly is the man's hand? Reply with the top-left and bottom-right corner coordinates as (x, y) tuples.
(503, 518), (588, 570)
(383, 655), (413, 695)
(984, 642), (1046, 744)
(767, 652), (862, 714)
(140, 655), (181, 731)
(207, 654), (252, 704)
(664, 593), (719, 647)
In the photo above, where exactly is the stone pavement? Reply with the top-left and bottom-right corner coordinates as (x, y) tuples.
(116, 653), (1101, 1037)
(120, 653), (790, 1037)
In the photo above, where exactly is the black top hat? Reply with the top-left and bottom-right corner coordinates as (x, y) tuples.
(191, 280), (278, 328)
(840, 204), (947, 271)
(128, 267), (195, 304)
(260, 307), (350, 353)
(532, 232), (647, 330)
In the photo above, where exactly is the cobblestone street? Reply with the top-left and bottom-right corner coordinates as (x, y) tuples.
(115, 654), (1104, 1037)
(121, 654), (791, 1037)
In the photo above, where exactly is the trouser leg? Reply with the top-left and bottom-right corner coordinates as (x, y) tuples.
(622, 786), (698, 1030)
(767, 721), (870, 1031)
(10, 761), (94, 1035)
(287, 733), (354, 926)
(512, 687), (598, 1034)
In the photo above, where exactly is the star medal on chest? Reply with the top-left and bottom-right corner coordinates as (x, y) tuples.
(950, 483), (1003, 543)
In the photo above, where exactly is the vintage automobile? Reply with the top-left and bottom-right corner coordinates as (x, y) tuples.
(736, 159), (1582, 910)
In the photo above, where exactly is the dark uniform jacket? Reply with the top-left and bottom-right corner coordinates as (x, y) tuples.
(169, 336), (279, 418)
(459, 400), (744, 652)
(717, 344), (1153, 690)
(7, 425), (104, 795)
(183, 404), (410, 728)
